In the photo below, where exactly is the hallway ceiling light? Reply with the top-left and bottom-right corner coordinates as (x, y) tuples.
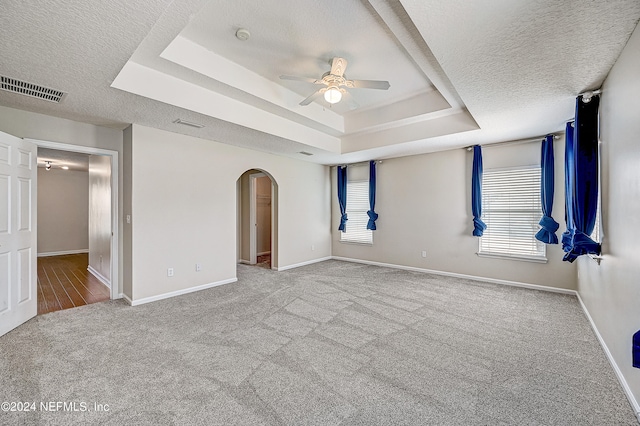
(61, 166), (69, 170)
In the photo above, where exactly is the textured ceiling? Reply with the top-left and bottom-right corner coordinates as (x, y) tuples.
(400, 0), (640, 144)
(0, 0), (639, 165)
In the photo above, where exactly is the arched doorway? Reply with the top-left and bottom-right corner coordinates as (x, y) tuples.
(236, 169), (278, 270)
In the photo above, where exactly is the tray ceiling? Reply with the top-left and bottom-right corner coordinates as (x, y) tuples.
(1, 0), (639, 164)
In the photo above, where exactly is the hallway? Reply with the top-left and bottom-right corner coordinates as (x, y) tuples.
(37, 254), (110, 315)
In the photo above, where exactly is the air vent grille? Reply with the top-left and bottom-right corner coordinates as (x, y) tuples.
(298, 151), (314, 156)
(173, 119), (205, 128)
(0, 76), (65, 103)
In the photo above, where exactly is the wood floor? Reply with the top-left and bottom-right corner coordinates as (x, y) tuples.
(37, 253), (110, 315)
(256, 253), (271, 269)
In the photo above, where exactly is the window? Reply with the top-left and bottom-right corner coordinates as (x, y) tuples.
(340, 180), (373, 244)
(479, 167), (546, 261)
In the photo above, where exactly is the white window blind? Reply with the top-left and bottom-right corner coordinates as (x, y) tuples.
(340, 180), (373, 244)
(479, 167), (546, 261)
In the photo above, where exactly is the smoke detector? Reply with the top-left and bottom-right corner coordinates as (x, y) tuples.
(235, 28), (250, 41)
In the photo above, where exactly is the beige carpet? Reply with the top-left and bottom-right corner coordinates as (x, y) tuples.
(0, 260), (636, 425)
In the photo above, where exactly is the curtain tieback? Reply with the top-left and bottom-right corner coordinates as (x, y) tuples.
(536, 215), (560, 244)
(571, 230), (599, 249)
(538, 215), (559, 232)
(563, 230), (601, 262)
(366, 210), (378, 231)
(561, 229), (575, 252)
(473, 217), (487, 237)
(338, 213), (348, 232)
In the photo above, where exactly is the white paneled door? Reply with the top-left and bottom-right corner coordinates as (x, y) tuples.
(0, 131), (37, 337)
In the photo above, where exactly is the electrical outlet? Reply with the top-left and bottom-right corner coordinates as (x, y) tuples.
(421, 251), (427, 258)
(196, 263), (201, 272)
(167, 268), (174, 277)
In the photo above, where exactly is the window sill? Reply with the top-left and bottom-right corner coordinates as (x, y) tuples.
(477, 252), (548, 264)
(339, 240), (373, 246)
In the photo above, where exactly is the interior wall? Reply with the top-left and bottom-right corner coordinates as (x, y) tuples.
(577, 22), (640, 415)
(0, 106), (123, 153)
(238, 171), (272, 261)
(331, 140), (577, 290)
(37, 168), (88, 255)
(123, 125), (132, 298)
(128, 124), (331, 302)
(256, 175), (272, 255)
(0, 106), (124, 295)
(88, 155), (112, 283)
(239, 171), (253, 262)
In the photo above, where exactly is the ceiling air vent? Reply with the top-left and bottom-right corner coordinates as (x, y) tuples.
(298, 151), (314, 156)
(173, 119), (205, 128)
(0, 76), (66, 103)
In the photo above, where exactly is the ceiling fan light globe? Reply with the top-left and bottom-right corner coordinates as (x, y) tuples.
(324, 87), (342, 104)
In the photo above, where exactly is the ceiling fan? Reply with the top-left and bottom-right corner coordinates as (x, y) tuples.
(280, 57), (390, 108)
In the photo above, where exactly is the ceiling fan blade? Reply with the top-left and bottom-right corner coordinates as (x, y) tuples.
(341, 91), (359, 110)
(346, 79), (390, 90)
(330, 57), (348, 77)
(299, 89), (324, 106)
(280, 75), (323, 84)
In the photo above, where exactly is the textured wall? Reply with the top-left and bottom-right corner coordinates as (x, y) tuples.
(577, 22), (640, 417)
(37, 168), (88, 255)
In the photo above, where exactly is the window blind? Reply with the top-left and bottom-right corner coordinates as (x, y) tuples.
(480, 167), (546, 260)
(340, 180), (373, 244)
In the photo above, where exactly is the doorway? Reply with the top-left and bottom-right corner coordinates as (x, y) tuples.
(32, 139), (119, 312)
(237, 169), (277, 269)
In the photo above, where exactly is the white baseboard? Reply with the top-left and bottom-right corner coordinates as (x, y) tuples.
(576, 293), (640, 423)
(330, 256), (576, 295)
(37, 249), (89, 257)
(257, 251), (271, 256)
(87, 265), (111, 289)
(120, 293), (132, 305)
(127, 278), (237, 306)
(275, 256), (332, 271)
